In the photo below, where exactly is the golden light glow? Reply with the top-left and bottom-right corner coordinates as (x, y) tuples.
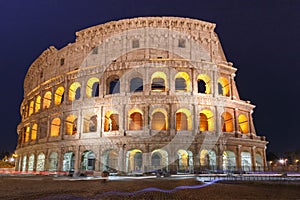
(25, 126), (30, 142)
(197, 74), (211, 94)
(151, 108), (168, 130)
(31, 123), (37, 141)
(238, 114), (249, 134)
(199, 109), (214, 131)
(176, 108), (192, 130)
(175, 72), (191, 92)
(128, 108), (143, 130)
(104, 110), (119, 132)
(218, 77), (230, 96)
(200, 149), (208, 166)
(43, 91), (52, 109)
(151, 71), (167, 92)
(35, 96), (41, 113)
(54, 86), (64, 105)
(68, 82), (81, 101)
(222, 112), (233, 132)
(65, 115), (77, 135)
(29, 101), (34, 116)
(178, 149), (188, 167)
(50, 118), (61, 137)
(86, 77), (99, 98)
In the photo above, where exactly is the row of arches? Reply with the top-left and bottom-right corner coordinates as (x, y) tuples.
(22, 73), (231, 119)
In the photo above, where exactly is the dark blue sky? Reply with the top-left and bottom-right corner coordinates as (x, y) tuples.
(0, 0), (299, 153)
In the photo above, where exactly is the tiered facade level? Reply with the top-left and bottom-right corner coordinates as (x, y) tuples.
(16, 17), (268, 174)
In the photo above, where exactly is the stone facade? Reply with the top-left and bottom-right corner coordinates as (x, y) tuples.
(16, 17), (268, 174)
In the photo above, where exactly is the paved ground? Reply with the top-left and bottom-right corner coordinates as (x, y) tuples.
(0, 175), (299, 199)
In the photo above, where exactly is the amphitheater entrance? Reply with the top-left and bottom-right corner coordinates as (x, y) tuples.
(255, 153), (263, 171)
(223, 151), (236, 171)
(36, 153), (45, 172)
(63, 151), (75, 172)
(126, 149), (143, 173)
(81, 150), (95, 170)
(103, 150), (118, 172)
(48, 152), (58, 171)
(177, 149), (193, 173)
(199, 149), (217, 171)
(28, 154), (34, 172)
(151, 149), (168, 171)
(241, 151), (252, 172)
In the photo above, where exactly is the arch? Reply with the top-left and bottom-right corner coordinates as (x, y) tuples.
(65, 115), (77, 135)
(25, 126), (30, 142)
(35, 96), (41, 113)
(200, 149), (216, 170)
(241, 151), (252, 171)
(31, 123), (37, 141)
(126, 149), (143, 173)
(218, 77), (230, 96)
(54, 86), (65, 105)
(130, 77), (143, 92)
(255, 153), (263, 171)
(22, 155), (27, 172)
(83, 114), (97, 133)
(50, 118), (61, 137)
(199, 109), (214, 131)
(63, 151), (75, 172)
(223, 151), (236, 171)
(43, 91), (52, 109)
(29, 100), (34, 116)
(107, 75), (120, 94)
(103, 149), (118, 172)
(48, 152), (58, 171)
(28, 153), (34, 172)
(176, 108), (192, 131)
(81, 150), (95, 170)
(86, 77), (100, 97)
(104, 111), (119, 131)
(151, 109), (168, 130)
(238, 114), (249, 134)
(151, 149), (168, 170)
(221, 112), (233, 132)
(69, 82), (81, 101)
(36, 153), (45, 172)
(175, 72), (191, 92)
(128, 109), (143, 130)
(151, 71), (167, 92)
(197, 74), (211, 94)
(177, 149), (193, 172)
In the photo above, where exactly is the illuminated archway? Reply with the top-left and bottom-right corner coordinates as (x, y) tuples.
(197, 74), (211, 94)
(151, 149), (168, 170)
(175, 72), (191, 92)
(238, 114), (249, 134)
(176, 108), (192, 131)
(65, 115), (77, 135)
(43, 91), (52, 109)
(126, 149), (143, 173)
(151, 109), (168, 130)
(200, 149), (216, 170)
(36, 153), (45, 172)
(69, 82), (81, 101)
(218, 77), (230, 96)
(22, 155), (27, 171)
(35, 96), (41, 112)
(199, 109), (214, 131)
(221, 112), (233, 132)
(128, 109), (143, 130)
(83, 114), (97, 133)
(223, 151), (236, 171)
(25, 126), (30, 142)
(31, 123), (37, 141)
(86, 77), (99, 97)
(48, 152), (58, 171)
(50, 118), (60, 137)
(54, 86), (65, 105)
(63, 151), (75, 172)
(103, 149), (118, 172)
(130, 77), (143, 92)
(28, 154), (34, 172)
(29, 101), (34, 116)
(81, 150), (95, 170)
(151, 71), (167, 92)
(177, 149), (193, 172)
(241, 151), (252, 171)
(107, 75), (120, 94)
(104, 111), (119, 131)
(255, 153), (263, 171)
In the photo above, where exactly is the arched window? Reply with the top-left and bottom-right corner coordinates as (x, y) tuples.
(128, 109), (143, 130)
(238, 114), (249, 134)
(223, 151), (236, 171)
(107, 76), (120, 94)
(175, 72), (191, 92)
(50, 118), (60, 137)
(151, 72), (167, 92)
(86, 77), (100, 97)
(49, 152), (58, 171)
(177, 149), (193, 171)
(83, 114), (97, 133)
(81, 151), (95, 170)
(54, 86), (65, 105)
(200, 150), (216, 169)
(241, 151), (252, 171)
(22, 155), (27, 172)
(130, 77), (143, 92)
(25, 126), (30, 142)
(65, 115), (77, 135)
(43, 91), (52, 109)
(29, 101), (34, 116)
(197, 74), (211, 94)
(28, 154), (34, 172)
(36, 153), (45, 172)
(35, 96), (41, 113)
(126, 149), (143, 172)
(103, 150), (118, 171)
(218, 77), (230, 96)
(69, 82), (81, 101)
(104, 111), (119, 131)
(151, 149), (168, 169)
(151, 111), (167, 130)
(221, 112), (233, 132)
(176, 109), (192, 131)
(199, 109), (214, 131)
(31, 123), (37, 141)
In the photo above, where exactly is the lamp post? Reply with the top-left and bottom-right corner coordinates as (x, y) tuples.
(296, 159), (299, 172)
(279, 159), (285, 172)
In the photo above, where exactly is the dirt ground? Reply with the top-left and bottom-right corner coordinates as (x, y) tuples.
(0, 176), (299, 200)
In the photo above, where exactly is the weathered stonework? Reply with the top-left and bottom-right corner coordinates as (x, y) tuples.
(16, 17), (267, 174)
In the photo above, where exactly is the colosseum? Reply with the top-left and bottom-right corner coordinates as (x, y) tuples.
(15, 16), (268, 175)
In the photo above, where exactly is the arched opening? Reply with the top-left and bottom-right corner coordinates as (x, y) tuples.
(151, 71), (167, 92)
(197, 74), (211, 94)
(218, 77), (230, 96)
(65, 115), (77, 135)
(176, 108), (192, 131)
(86, 77), (100, 97)
(43, 91), (52, 109)
(28, 154), (34, 172)
(54, 86), (65, 105)
(63, 151), (75, 172)
(31, 123), (37, 141)
(130, 77), (143, 92)
(104, 111), (119, 131)
(238, 114), (249, 134)
(128, 109), (143, 130)
(35, 96), (41, 113)
(151, 149), (168, 171)
(255, 153), (263, 171)
(177, 149), (193, 173)
(175, 72), (191, 92)
(241, 151), (252, 171)
(48, 152), (58, 171)
(22, 155), (27, 172)
(50, 118), (60, 137)
(83, 114), (97, 133)
(151, 110), (167, 130)
(199, 109), (214, 131)
(81, 151), (95, 170)
(103, 150), (118, 172)
(200, 150), (216, 170)
(126, 149), (143, 173)
(221, 112), (233, 132)
(223, 151), (236, 171)
(36, 153), (45, 172)
(69, 82), (81, 101)
(25, 126), (30, 142)
(107, 76), (120, 94)
(29, 101), (34, 116)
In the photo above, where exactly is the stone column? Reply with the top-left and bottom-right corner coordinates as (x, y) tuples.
(216, 144), (223, 171)
(234, 108), (239, 133)
(74, 146), (80, 177)
(236, 145), (241, 171)
(251, 146), (256, 172)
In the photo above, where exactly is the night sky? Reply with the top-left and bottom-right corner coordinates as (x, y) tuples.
(0, 0), (299, 154)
